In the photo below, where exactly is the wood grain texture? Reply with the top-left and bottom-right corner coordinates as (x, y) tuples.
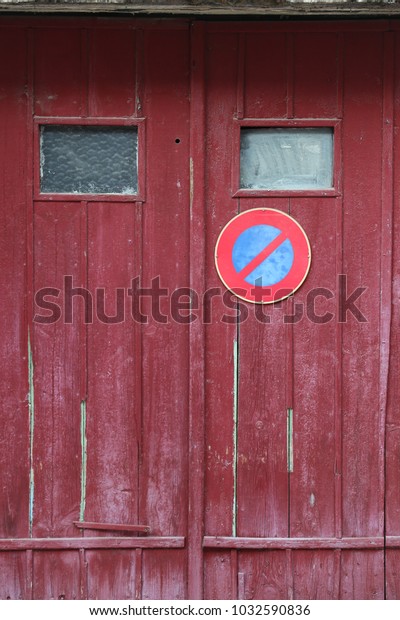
(385, 550), (400, 600)
(204, 31), (239, 537)
(0, 553), (26, 600)
(386, 31), (400, 543)
(239, 551), (289, 599)
(188, 21), (206, 599)
(86, 550), (136, 599)
(236, 198), (289, 539)
(203, 537), (384, 549)
(32, 551), (80, 600)
(339, 550), (384, 599)
(33, 203), (83, 538)
(0, 2), (399, 17)
(34, 28), (84, 116)
(89, 28), (136, 117)
(243, 32), (288, 119)
(139, 28), (190, 538)
(204, 551), (234, 600)
(292, 551), (337, 599)
(0, 28), (30, 542)
(141, 550), (187, 600)
(74, 522), (150, 533)
(0, 537), (185, 550)
(293, 32), (339, 119)
(290, 199), (338, 538)
(85, 202), (138, 525)
(0, 18), (396, 600)
(341, 32), (384, 539)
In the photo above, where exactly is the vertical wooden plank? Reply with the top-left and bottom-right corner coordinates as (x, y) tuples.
(188, 21), (206, 600)
(0, 28), (32, 600)
(204, 30), (239, 538)
(0, 28), (29, 543)
(340, 551), (384, 600)
(33, 203), (84, 538)
(381, 32), (395, 601)
(33, 551), (80, 600)
(292, 551), (336, 599)
(385, 550), (400, 600)
(79, 548), (88, 600)
(86, 550), (136, 599)
(385, 33), (399, 594)
(0, 553), (26, 600)
(135, 548), (143, 600)
(204, 552), (234, 600)
(139, 28), (190, 543)
(244, 32), (287, 119)
(286, 34), (295, 119)
(237, 571), (245, 600)
(85, 202), (138, 525)
(289, 199), (338, 538)
(89, 29), (136, 117)
(293, 33), (340, 118)
(141, 550), (186, 600)
(231, 550), (239, 599)
(239, 551), (289, 600)
(236, 198), (289, 539)
(33, 203), (85, 599)
(341, 32), (384, 541)
(26, 550), (33, 600)
(34, 28), (84, 117)
(334, 38), (345, 542)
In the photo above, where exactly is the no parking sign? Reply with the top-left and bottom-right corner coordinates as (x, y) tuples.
(215, 208), (311, 304)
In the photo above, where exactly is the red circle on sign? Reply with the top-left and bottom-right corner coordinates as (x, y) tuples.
(214, 208), (311, 304)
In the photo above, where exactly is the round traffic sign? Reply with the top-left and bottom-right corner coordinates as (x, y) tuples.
(215, 208), (311, 304)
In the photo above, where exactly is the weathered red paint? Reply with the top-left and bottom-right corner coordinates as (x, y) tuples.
(0, 17), (398, 600)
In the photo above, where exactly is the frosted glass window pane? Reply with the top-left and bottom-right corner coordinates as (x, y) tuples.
(240, 127), (333, 190)
(40, 125), (138, 194)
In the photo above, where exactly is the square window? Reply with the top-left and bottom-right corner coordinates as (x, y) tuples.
(240, 127), (333, 191)
(40, 125), (138, 195)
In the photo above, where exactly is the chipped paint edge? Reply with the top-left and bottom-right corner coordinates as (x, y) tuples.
(287, 407), (294, 473)
(28, 330), (35, 536)
(189, 156), (194, 220)
(80, 399), (87, 522)
(232, 338), (238, 537)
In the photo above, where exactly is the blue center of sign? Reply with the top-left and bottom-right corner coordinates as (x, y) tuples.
(232, 224), (294, 286)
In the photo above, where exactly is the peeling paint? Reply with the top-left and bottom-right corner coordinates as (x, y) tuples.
(287, 408), (293, 473)
(189, 156), (194, 220)
(28, 330), (34, 536)
(39, 128), (45, 185)
(232, 338), (238, 536)
(80, 400), (87, 522)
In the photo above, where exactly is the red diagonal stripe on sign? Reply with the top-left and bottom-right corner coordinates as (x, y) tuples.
(238, 231), (288, 281)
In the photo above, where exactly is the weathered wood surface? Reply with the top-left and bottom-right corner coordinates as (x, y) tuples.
(1, 0), (400, 17)
(0, 17), (398, 599)
(203, 24), (389, 600)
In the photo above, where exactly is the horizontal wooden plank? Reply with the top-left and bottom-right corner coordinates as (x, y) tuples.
(73, 522), (151, 534)
(0, 537), (185, 550)
(385, 537), (400, 548)
(0, 4), (398, 19)
(203, 537), (384, 550)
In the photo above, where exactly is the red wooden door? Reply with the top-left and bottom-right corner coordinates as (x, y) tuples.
(0, 18), (398, 600)
(0, 20), (191, 600)
(202, 23), (392, 600)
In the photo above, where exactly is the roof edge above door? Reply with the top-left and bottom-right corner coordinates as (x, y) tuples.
(2, 0), (400, 18)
